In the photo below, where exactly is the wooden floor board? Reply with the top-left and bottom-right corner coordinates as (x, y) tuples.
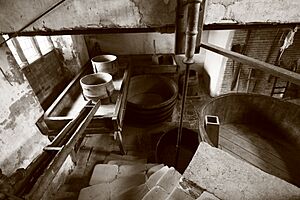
(219, 136), (293, 184)
(219, 124), (300, 186)
(221, 124), (300, 163)
(220, 128), (288, 170)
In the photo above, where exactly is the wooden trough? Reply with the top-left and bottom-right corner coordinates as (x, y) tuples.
(44, 63), (131, 153)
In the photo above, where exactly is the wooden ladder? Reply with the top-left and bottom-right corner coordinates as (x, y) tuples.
(271, 64), (298, 98)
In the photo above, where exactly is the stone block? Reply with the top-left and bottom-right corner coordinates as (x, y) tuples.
(114, 183), (149, 200)
(105, 153), (141, 162)
(166, 186), (194, 200)
(107, 159), (147, 165)
(197, 191), (219, 200)
(80, 173), (147, 200)
(111, 173), (146, 198)
(146, 164), (165, 178)
(146, 166), (169, 189)
(118, 164), (147, 177)
(142, 186), (169, 200)
(156, 167), (182, 194)
(89, 164), (118, 185)
(78, 183), (110, 200)
(183, 142), (300, 200)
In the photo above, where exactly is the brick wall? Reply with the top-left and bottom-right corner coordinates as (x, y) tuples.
(221, 28), (300, 98)
(22, 50), (72, 110)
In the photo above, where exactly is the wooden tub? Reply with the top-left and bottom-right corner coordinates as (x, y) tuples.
(199, 93), (300, 187)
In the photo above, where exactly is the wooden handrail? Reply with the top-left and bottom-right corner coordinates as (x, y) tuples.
(200, 42), (300, 86)
(26, 100), (101, 200)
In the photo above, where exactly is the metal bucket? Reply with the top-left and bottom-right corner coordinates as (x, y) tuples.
(91, 55), (117, 75)
(80, 72), (114, 102)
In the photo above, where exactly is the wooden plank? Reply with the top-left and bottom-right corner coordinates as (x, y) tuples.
(219, 136), (293, 184)
(226, 124), (300, 156)
(43, 146), (63, 151)
(220, 124), (282, 158)
(222, 124), (300, 174)
(200, 42), (300, 86)
(219, 127), (289, 171)
(27, 100), (101, 200)
(47, 100), (91, 147)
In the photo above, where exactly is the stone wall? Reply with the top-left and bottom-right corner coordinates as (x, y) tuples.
(0, 38), (49, 175)
(0, 0), (299, 33)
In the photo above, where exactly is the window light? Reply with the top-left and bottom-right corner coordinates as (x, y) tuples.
(2, 35), (24, 67)
(35, 36), (53, 55)
(17, 36), (41, 64)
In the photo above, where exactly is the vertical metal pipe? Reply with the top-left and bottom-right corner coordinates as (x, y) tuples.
(175, 0), (186, 54)
(175, 0), (203, 168)
(175, 63), (190, 167)
(184, 0), (201, 64)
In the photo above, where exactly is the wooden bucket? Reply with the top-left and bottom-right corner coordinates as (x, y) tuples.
(80, 72), (114, 102)
(91, 55), (117, 75)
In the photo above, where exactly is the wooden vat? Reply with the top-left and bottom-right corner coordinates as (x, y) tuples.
(199, 93), (300, 187)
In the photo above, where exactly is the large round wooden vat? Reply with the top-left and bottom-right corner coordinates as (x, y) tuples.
(126, 75), (178, 124)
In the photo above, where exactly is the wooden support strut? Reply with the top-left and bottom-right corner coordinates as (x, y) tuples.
(200, 42), (300, 86)
(26, 100), (101, 200)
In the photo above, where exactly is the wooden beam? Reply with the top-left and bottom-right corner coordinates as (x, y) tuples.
(26, 100), (101, 200)
(200, 42), (300, 86)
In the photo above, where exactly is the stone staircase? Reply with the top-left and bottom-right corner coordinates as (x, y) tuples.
(75, 153), (217, 200)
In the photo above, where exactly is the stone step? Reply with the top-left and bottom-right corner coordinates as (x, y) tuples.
(142, 186), (169, 200)
(156, 167), (182, 194)
(89, 163), (160, 186)
(89, 164), (118, 185)
(146, 166), (170, 189)
(118, 164), (148, 177)
(78, 173), (146, 200)
(104, 153), (145, 163)
(114, 183), (149, 200)
(114, 166), (170, 200)
(183, 142), (300, 200)
(146, 164), (164, 178)
(166, 186), (195, 200)
(107, 159), (147, 165)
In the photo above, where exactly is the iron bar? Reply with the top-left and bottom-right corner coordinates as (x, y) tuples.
(175, 0), (203, 168)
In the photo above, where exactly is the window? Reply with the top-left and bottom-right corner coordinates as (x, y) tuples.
(35, 36), (53, 55)
(17, 36), (41, 64)
(2, 35), (54, 67)
(2, 35), (24, 67)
